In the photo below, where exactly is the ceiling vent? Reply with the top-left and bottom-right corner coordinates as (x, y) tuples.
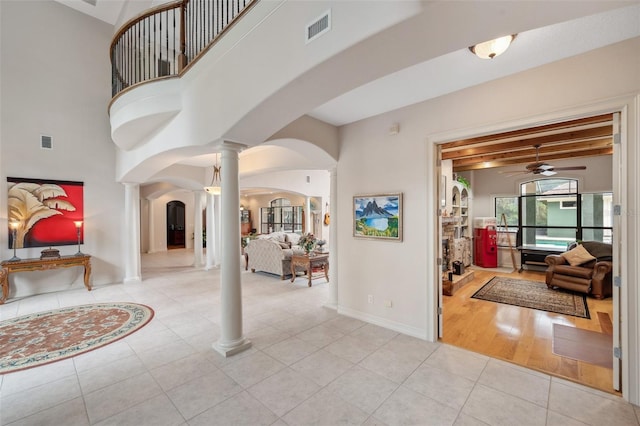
(40, 135), (53, 150)
(306, 10), (331, 44)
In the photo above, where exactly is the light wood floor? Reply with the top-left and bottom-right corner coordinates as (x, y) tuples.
(441, 268), (616, 394)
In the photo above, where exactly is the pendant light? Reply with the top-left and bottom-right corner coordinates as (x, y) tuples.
(204, 153), (221, 194)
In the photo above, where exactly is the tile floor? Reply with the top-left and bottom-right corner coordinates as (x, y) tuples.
(1, 250), (639, 426)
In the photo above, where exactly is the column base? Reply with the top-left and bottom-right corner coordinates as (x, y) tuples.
(123, 276), (141, 284)
(213, 337), (252, 357)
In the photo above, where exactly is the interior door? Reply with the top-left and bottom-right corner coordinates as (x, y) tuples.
(612, 111), (622, 391)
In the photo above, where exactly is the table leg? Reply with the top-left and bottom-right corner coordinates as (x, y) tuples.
(291, 261), (296, 283)
(83, 260), (92, 291)
(324, 263), (329, 282)
(0, 268), (8, 304)
(308, 268), (312, 287)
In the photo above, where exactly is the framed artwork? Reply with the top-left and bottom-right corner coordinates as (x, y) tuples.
(353, 193), (402, 241)
(7, 177), (84, 249)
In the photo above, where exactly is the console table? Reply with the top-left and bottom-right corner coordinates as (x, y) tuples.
(0, 254), (92, 304)
(290, 253), (329, 287)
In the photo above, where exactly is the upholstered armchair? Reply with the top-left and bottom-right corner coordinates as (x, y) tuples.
(544, 241), (613, 299)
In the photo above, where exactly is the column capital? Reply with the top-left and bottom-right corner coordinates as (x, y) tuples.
(217, 141), (248, 153)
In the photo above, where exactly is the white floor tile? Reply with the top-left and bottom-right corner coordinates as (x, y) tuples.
(248, 368), (320, 417)
(282, 388), (369, 426)
(325, 365), (399, 414)
(291, 349), (353, 387)
(373, 385), (459, 426)
(462, 384), (547, 426)
(548, 380), (638, 426)
(188, 391), (278, 426)
(478, 360), (550, 408)
(93, 394), (185, 426)
(404, 363), (475, 410)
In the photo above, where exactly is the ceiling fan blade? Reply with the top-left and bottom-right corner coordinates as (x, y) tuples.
(540, 170), (557, 176)
(551, 166), (587, 171)
(537, 164), (554, 170)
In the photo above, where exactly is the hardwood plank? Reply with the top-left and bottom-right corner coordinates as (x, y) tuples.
(597, 311), (614, 335)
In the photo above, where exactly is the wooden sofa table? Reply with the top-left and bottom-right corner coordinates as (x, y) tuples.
(290, 253), (329, 287)
(0, 254), (92, 304)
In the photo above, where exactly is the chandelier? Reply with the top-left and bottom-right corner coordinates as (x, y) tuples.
(204, 153), (221, 194)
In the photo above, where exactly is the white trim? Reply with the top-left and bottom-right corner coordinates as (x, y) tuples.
(337, 306), (428, 340)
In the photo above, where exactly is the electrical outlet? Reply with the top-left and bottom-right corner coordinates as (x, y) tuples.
(384, 300), (392, 308)
(368, 295), (374, 304)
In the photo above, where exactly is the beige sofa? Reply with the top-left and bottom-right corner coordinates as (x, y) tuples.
(244, 233), (304, 279)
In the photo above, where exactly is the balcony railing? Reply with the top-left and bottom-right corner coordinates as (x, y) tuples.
(110, 0), (255, 98)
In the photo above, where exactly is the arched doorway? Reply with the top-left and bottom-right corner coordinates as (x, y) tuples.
(166, 200), (186, 249)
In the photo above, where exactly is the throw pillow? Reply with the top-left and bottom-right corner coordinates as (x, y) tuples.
(561, 244), (596, 266)
(278, 242), (290, 249)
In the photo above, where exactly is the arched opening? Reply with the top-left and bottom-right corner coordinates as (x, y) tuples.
(166, 200), (186, 249)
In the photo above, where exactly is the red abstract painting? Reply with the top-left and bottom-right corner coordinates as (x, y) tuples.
(7, 177), (84, 248)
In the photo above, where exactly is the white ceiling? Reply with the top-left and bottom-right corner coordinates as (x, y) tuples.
(54, 0), (127, 25)
(308, 3), (640, 126)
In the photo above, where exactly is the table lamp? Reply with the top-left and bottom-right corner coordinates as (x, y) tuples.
(74, 221), (84, 255)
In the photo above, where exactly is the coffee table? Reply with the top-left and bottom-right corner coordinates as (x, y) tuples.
(290, 253), (329, 287)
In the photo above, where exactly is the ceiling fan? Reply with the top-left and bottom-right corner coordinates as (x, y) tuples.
(501, 144), (587, 176)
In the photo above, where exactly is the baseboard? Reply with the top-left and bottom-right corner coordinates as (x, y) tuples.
(337, 305), (428, 340)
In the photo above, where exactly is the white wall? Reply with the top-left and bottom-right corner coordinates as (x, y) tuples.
(337, 38), (640, 401)
(0, 1), (124, 297)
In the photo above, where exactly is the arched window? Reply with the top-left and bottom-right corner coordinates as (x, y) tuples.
(495, 178), (612, 249)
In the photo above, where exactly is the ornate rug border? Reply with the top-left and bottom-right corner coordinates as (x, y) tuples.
(471, 276), (590, 319)
(0, 302), (154, 375)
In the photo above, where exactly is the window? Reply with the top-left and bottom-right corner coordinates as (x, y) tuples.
(503, 178), (613, 248)
(260, 198), (303, 234)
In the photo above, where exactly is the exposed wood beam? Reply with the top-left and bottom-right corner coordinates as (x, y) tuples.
(451, 138), (613, 167)
(441, 113), (613, 150)
(453, 147), (613, 171)
(441, 127), (612, 160)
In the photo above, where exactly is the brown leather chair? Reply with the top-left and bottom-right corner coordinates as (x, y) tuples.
(544, 241), (613, 299)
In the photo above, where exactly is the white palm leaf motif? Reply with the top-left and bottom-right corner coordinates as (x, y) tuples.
(7, 182), (75, 248)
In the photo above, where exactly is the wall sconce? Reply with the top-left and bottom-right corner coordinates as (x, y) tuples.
(9, 220), (20, 261)
(469, 34), (517, 59)
(74, 220), (84, 256)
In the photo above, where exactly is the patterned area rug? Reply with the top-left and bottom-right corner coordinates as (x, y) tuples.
(0, 303), (154, 374)
(472, 276), (590, 319)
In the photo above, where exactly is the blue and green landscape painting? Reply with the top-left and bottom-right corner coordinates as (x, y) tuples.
(354, 194), (400, 238)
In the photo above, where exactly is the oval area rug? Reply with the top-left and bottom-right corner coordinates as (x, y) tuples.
(0, 302), (154, 374)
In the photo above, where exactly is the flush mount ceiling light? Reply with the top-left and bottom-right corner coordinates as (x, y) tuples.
(204, 153), (221, 194)
(469, 34), (517, 59)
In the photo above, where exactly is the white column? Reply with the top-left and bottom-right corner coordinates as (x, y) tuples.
(305, 196), (311, 234)
(325, 167), (338, 310)
(194, 191), (205, 267)
(205, 192), (216, 270)
(124, 183), (141, 283)
(214, 194), (221, 267)
(213, 142), (251, 357)
(147, 198), (155, 253)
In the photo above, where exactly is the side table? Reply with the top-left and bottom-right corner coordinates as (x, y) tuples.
(290, 253), (329, 287)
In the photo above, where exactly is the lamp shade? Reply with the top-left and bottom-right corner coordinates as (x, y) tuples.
(469, 34), (516, 59)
